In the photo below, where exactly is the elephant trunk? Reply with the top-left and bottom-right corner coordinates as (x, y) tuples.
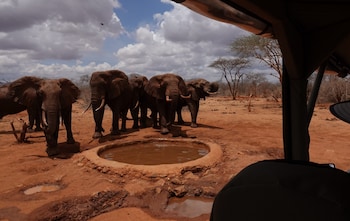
(43, 110), (59, 148)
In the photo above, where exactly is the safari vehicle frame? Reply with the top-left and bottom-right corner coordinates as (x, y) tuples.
(172, 0), (350, 161)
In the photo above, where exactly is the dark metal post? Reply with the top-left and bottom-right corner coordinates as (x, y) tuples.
(282, 62), (310, 161)
(307, 61), (327, 126)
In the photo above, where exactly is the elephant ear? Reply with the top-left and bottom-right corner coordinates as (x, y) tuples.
(145, 75), (164, 99)
(210, 82), (219, 92)
(176, 75), (189, 96)
(8, 76), (42, 104)
(110, 77), (129, 99)
(59, 78), (80, 103)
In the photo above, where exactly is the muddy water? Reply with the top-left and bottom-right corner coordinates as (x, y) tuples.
(24, 184), (61, 195)
(99, 140), (209, 165)
(165, 197), (213, 218)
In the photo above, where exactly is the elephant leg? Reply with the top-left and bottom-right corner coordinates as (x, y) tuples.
(150, 109), (158, 129)
(131, 106), (139, 129)
(177, 106), (185, 125)
(91, 102), (105, 138)
(168, 100), (177, 125)
(61, 108), (75, 144)
(27, 109), (35, 131)
(157, 101), (169, 134)
(34, 109), (42, 131)
(111, 109), (120, 135)
(140, 104), (148, 128)
(120, 110), (127, 132)
(188, 101), (199, 128)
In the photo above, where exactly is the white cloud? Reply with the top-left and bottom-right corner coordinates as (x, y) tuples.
(0, 0), (123, 81)
(0, 0), (255, 83)
(114, 2), (250, 82)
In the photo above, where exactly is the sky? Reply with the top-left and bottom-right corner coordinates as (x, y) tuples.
(0, 0), (265, 83)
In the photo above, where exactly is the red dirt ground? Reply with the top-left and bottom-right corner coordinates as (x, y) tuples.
(1, 96), (350, 221)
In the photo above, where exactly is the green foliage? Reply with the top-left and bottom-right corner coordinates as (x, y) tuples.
(231, 35), (282, 83)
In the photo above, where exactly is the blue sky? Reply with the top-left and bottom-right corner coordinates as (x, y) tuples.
(0, 0), (269, 83)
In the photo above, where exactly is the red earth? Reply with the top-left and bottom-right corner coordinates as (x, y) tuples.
(1, 96), (350, 221)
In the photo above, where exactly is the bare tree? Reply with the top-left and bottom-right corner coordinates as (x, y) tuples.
(209, 57), (250, 100)
(319, 75), (348, 103)
(231, 35), (282, 83)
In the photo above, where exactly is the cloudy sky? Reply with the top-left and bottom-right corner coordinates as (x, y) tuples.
(0, 0), (256, 83)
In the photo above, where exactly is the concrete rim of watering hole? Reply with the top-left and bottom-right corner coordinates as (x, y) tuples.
(82, 138), (223, 175)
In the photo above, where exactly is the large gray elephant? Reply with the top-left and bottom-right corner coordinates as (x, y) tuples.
(177, 78), (219, 128)
(90, 70), (143, 138)
(144, 73), (190, 134)
(0, 84), (42, 131)
(8, 76), (80, 156)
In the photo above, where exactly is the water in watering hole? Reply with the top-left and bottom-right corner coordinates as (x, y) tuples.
(99, 140), (209, 165)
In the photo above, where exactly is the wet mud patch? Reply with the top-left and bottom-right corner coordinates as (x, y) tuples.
(0, 206), (27, 221)
(240, 147), (284, 158)
(27, 190), (128, 221)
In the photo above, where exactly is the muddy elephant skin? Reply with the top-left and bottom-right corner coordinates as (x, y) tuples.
(145, 73), (189, 134)
(90, 70), (142, 138)
(8, 76), (80, 156)
(0, 84), (42, 131)
(177, 79), (219, 127)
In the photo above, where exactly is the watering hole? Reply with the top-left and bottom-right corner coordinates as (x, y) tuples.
(98, 140), (209, 165)
(82, 138), (223, 175)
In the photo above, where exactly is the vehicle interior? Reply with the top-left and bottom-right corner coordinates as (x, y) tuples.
(172, 1), (350, 220)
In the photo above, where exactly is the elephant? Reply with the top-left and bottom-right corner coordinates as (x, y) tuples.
(0, 84), (26, 119)
(177, 78), (219, 128)
(144, 73), (190, 134)
(8, 76), (80, 156)
(90, 70), (143, 138)
(128, 74), (150, 129)
(0, 84), (42, 131)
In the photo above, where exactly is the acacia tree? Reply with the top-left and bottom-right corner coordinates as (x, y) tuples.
(231, 34), (283, 83)
(209, 57), (250, 100)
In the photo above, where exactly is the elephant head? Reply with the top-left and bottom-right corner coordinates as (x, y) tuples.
(8, 76), (80, 156)
(177, 78), (219, 128)
(186, 79), (219, 101)
(145, 73), (190, 134)
(89, 70), (131, 138)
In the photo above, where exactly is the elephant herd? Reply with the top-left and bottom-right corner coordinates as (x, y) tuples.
(0, 70), (218, 156)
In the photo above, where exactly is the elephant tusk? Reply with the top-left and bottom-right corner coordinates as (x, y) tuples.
(95, 98), (105, 111)
(166, 95), (172, 102)
(82, 102), (91, 114)
(132, 100), (139, 110)
(206, 91), (218, 95)
(180, 94), (191, 99)
(41, 110), (48, 128)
